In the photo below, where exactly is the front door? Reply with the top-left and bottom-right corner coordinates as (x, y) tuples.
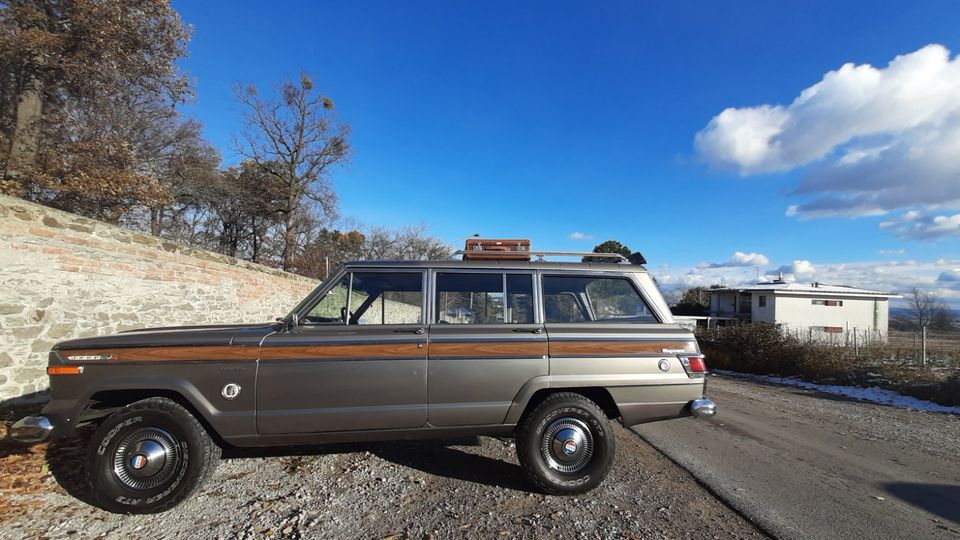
(257, 270), (428, 435)
(428, 271), (548, 426)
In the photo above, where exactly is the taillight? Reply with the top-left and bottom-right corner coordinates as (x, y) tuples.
(678, 354), (707, 377)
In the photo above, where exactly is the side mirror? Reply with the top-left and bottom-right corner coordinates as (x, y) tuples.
(289, 313), (299, 330)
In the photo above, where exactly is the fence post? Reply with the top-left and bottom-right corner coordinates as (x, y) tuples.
(922, 326), (927, 369)
(853, 329), (859, 358)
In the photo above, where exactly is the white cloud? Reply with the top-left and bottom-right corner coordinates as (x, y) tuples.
(772, 259), (817, 277)
(568, 232), (594, 240)
(695, 44), (960, 232)
(703, 251), (770, 268)
(878, 248), (906, 256)
(879, 211), (960, 240)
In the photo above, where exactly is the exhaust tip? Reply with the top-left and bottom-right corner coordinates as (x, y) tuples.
(690, 399), (717, 419)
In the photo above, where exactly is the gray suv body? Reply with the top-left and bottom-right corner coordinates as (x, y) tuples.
(13, 257), (715, 513)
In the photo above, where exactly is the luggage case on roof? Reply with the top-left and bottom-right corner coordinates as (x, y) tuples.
(463, 238), (532, 261)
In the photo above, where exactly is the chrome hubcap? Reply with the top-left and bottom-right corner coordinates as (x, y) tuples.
(113, 427), (180, 490)
(541, 417), (594, 474)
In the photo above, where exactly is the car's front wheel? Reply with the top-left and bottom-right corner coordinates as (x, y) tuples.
(516, 392), (615, 494)
(86, 397), (220, 514)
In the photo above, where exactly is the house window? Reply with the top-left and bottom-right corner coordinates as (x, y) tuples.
(811, 299), (843, 306)
(758, 295), (767, 308)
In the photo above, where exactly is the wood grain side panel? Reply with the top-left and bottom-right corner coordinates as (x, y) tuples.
(549, 340), (696, 356)
(62, 346), (259, 362)
(261, 342), (424, 360)
(429, 341), (547, 358)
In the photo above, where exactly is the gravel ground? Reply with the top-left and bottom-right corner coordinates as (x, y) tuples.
(0, 412), (763, 540)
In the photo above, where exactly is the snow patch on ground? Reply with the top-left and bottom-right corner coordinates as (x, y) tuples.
(714, 370), (960, 415)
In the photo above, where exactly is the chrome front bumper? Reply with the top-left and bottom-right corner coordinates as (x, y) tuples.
(690, 399), (717, 419)
(9, 415), (53, 443)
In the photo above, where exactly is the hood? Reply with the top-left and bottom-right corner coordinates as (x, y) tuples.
(54, 322), (279, 350)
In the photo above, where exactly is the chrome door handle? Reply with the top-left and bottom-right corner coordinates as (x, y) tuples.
(513, 327), (544, 334)
(394, 327), (425, 335)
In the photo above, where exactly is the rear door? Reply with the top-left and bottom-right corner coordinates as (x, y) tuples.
(541, 272), (699, 415)
(427, 271), (547, 426)
(257, 270), (428, 434)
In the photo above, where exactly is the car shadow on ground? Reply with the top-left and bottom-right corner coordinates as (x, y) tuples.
(222, 437), (537, 493)
(43, 426), (99, 507)
(372, 440), (535, 493)
(884, 482), (960, 524)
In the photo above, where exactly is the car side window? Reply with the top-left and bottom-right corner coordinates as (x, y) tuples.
(543, 275), (657, 323)
(351, 272), (423, 325)
(435, 273), (536, 324)
(436, 273), (504, 324)
(544, 292), (586, 323)
(304, 275), (349, 324)
(506, 274), (534, 323)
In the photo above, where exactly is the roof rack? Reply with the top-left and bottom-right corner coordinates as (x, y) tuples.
(453, 249), (631, 263)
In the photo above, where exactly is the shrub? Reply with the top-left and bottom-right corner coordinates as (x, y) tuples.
(698, 324), (846, 381)
(698, 324), (960, 407)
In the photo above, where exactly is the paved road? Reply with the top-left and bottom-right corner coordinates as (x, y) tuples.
(634, 374), (960, 540)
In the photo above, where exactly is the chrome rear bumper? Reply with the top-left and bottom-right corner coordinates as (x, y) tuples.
(690, 398), (717, 419)
(10, 416), (53, 443)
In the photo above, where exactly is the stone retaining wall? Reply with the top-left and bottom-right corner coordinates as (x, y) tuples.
(0, 195), (318, 402)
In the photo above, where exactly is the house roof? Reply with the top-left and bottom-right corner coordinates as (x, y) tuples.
(710, 281), (899, 298)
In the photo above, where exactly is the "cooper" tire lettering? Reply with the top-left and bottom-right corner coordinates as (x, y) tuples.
(97, 416), (142, 456)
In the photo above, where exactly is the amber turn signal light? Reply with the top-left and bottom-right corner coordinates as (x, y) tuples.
(47, 366), (84, 375)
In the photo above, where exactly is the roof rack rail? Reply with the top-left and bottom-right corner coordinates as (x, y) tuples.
(453, 249), (631, 263)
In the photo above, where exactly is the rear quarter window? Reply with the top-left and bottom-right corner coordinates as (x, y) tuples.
(543, 275), (658, 323)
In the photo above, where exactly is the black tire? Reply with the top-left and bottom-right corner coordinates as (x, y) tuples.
(86, 397), (221, 514)
(516, 392), (615, 495)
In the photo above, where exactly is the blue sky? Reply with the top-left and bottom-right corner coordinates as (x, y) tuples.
(173, 1), (960, 303)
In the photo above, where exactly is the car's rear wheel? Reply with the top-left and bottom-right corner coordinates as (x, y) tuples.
(516, 392), (615, 494)
(86, 397), (220, 514)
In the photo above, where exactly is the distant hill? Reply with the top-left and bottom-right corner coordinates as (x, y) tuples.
(889, 307), (960, 331)
(890, 307), (960, 318)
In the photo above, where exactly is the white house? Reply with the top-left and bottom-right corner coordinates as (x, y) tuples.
(708, 279), (899, 341)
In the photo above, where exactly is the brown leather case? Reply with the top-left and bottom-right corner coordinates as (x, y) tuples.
(463, 238), (532, 261)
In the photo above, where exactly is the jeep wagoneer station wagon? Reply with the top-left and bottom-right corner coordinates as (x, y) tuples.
(13, 239), (716, 513)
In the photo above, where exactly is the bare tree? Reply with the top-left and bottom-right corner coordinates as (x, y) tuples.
(895, 288), (957, 332)
(359, 226), (452, 261)
(234, 74), (350, 271)
(680, 286), (711, 309)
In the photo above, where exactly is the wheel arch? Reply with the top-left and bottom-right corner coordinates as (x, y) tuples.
(83, 385), (224, 445)
(505, 384), (621, 426)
